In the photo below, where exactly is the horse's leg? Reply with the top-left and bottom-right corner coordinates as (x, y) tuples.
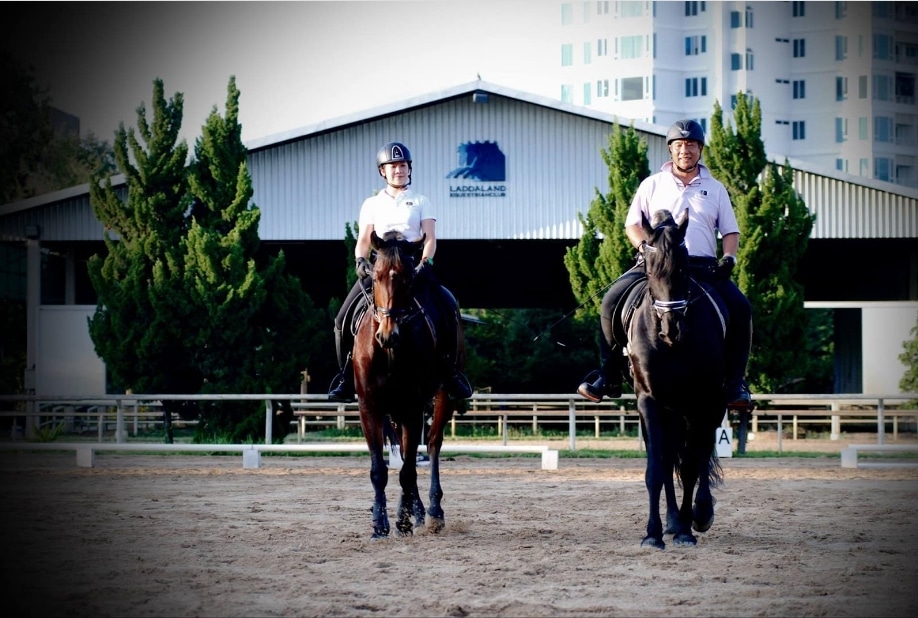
(395, 415), (423, 536)
(425, 391), (449, 532)
(661, 418), (681, 536)
(638, 396), (665, 550)
(361, 410), (390, 539)
(672, 418), (709, 546)
(693, 410), (723, 533)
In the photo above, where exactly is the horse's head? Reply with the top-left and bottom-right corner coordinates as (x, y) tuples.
(641, 209), (690, 346)
(369, 230), (424, 349)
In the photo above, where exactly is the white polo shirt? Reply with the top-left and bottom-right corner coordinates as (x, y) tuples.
(357, 189), (435, 242)
(625, 162), (739, 258)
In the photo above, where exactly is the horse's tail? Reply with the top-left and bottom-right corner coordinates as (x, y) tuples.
(708, 452), (724, 489)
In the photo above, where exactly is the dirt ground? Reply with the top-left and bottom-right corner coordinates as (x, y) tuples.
(1, 436), (917, 617)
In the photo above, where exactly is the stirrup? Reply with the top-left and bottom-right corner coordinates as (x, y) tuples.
(328, 374), (354, 403)
(725, 383), (753, 410)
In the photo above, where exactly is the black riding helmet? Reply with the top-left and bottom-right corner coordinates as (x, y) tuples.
(376, 142), (412, 187)
(666, 119), (705, 146)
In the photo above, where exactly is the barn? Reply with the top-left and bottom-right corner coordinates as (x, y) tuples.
(2, 80), (916, 395)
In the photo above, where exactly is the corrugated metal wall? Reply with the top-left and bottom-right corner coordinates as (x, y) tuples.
(2, 88), (916, 243)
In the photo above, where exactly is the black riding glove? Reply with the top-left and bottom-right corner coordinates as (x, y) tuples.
(715, 255), (736, 280)
(356, 257), (373, 280)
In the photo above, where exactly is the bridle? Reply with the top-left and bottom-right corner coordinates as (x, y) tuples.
(641, 241), (690, 318)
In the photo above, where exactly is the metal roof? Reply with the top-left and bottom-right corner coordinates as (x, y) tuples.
(2, 80), (916, 243)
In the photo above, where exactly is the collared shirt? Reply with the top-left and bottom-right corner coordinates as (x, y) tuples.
(625, 162), (739, 258)
(357, 189), (436, 243)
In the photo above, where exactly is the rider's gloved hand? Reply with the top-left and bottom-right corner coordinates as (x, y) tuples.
(715, 254), (736, 279)
(356, 257), (373, 280)
(415, 257), (433, 276)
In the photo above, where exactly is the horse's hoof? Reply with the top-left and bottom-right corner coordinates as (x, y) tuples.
(641, 536), (665, 550)
(693, 502), (715, 532)
(672, 532), (697, 546)
(371, 531), (389, 539)
(427, 517), (445, 533)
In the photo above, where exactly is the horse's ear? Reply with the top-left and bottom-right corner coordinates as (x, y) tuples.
(370, 230), (382, 250)
(641, 211), (654, 238)
(676, 209), (689, 233)
(412, 234), (426, 256)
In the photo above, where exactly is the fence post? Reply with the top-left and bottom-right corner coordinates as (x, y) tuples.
(568, 399), (576, 451)
(877, 398), (885, 445)
(264, 400), (273, 445)
(115, 399), (126, 443)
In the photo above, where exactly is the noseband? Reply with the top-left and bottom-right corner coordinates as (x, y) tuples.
(642, 242), (690, 318)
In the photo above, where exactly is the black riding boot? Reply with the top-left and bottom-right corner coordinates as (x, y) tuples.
(442, 323), (473, 401)
(577, 335), (624, 403)
(724, 319), (753, 409)
(328, 327), (355, 403)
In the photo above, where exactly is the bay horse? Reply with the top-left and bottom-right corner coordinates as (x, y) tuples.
(352, 230), (455, 538)
(625, 209), (726, 549)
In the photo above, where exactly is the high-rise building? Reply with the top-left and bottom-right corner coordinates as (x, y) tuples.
(558, 1), (918, 189)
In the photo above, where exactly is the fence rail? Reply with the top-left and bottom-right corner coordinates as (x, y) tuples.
(1, 392), (916, 454)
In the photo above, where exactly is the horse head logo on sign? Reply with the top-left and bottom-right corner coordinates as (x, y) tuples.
(446, 141), (506, 181)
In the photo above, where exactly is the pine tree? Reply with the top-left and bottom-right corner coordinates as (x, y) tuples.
(184, 76), (323, 442)
(898, 314), (918, 401)
(705, 94), (817, 393)
(87, 79), (198, 440)
(564, 121), (649, 315)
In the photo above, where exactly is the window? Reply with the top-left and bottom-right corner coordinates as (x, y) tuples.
(836, 76), (847, 101)
(684, 77), (707, 97)
(685, 1), (699, 16)
(620, 1), (643, 17)
(745, 6), (754, 27)
(793, 1), (805, 17)
(583, 82), (592, 105)
(793, 80), (806, 99)
(561, 3), (573, 24)
(793, 121), (806, 140)
(561, 44), (573, 66)
(859, 75), (868, 98)
(731, 10), (740, 27)
(793, 39), (806, 58)
(776, 78), (790, 86)
(746, 49), (754, 70)
(731, 53), (742, 70)
(836, 2), (847, 19)
(896, 71), (916, 105)
(874, 157), (892, 182)
(583, 41), (592, 64)
(836, 158), (846, 172)
(873, 74), (893, 101)
(597, 38), (608, 56)
(874, 34), (893, 60)
(685, 35), (706, 55)
(859, 158), (869, 176)
(859, 117), (868, 140)
(730, 94), (738, 109)
(621, 35), (643, 59)
(835, 117), (847, 142)
(622, 76), (643, 100)
(597, 1), (609, 15)
(596, 79), (610, 98)
(836, 35), (847, 60)
(874, 116), (893, 142)
(561, 84), (573, 103)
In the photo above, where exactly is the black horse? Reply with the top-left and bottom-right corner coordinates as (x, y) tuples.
(352, 231), (456, 538)
(625, 209), (726, 549)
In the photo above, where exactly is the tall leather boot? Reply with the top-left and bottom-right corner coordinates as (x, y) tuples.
(577, 335), (624, 403)
(328, 326), (355, 403)
(442, 310), (473, 401)
(724, 317), (753, 409)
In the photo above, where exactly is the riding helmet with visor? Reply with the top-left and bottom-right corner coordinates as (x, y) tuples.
(666, 119), (705, 146)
